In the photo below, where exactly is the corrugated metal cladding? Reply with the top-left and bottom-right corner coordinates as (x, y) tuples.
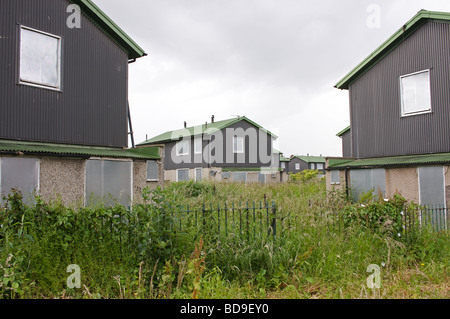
(349, 21), (450, 159)
(0, 0), (129, 148)
(341, 130), (352, 158)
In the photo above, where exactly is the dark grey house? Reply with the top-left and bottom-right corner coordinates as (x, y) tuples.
(286, 156), (326, 177)
(0, 0), (161, 206)
(327, 10), (450, 206)
(138, 116), (281, 183)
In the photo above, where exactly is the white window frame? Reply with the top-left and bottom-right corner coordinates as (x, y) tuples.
(194, 136), (203, 155)
(281, 162), (286, 169)
(84, 158), (133, 207)
(19, 25), (62, 91)
(146, 160), (159, 182)
(400, 69), (432, 117)
(233, 136), (244, 154)
(176, 140), (190, 156)
(330, 170), (341, 185)
(317, 163), (324, 170)
(195, 167), (202, 182)
(295, 163), (300, 170)
(176, 168), (190, 182)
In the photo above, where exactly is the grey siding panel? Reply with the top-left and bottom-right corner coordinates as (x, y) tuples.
(341, 130), (352, 158)
(0, 0), (129, 148)
(349, 21), (450, 159)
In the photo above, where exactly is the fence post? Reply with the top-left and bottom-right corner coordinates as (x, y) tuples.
(271, 202), (277, 237)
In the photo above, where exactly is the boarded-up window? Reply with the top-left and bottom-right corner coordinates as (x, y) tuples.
(86, 159), (132, 207)
(0, 157), (39, 204)
(258, 173), (266, 184)
(418, 166), (445, 206)
(195, 168), (202, 182)
(20, 26), (61, 90)
(331, 170), (340, 184)
(350, 169), (385, 201)
(177, 169), (190, 182)
(146, 160), (159, 181)
(233, 172), (247, 182)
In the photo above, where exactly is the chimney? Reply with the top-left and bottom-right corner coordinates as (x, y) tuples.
(184, 121), (187, 128)
(211, 115), (215, 123)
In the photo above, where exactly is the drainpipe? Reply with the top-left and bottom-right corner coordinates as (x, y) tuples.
(127, 101), (135, 149)
(345, 167), (349, 199)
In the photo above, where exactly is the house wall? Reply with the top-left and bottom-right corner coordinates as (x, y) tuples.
(288, 158), (308, 174)
(340, 130), (352, 158)
(39, 157), (86, 207)
(349, 21), (450, 159)
(163, 167), (280, 183)
(2, 154), (161, 207)
(327, 165), (449, 205)
(163, 119), (275, 171)
(0, 0), (129, 148)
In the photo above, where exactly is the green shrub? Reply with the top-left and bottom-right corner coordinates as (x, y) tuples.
(289, 169), (319, 183)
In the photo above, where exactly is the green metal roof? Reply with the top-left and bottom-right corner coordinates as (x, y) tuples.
(335, 10), (450, 90)
(280, 155), (290, 162)
(0, 139), (160, 160)
(71, 0), (146, 59)
(138, 116), (278, 145)
(328, 153), (450, 169)
(293, 155), (326, 163)
(336, 126), (351, 137)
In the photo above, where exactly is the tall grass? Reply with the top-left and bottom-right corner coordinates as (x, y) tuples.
(0, 180), (449, 299)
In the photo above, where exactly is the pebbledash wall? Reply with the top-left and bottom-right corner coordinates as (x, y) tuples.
(0, 154), (163, 207)
(326, 163), (450, 206)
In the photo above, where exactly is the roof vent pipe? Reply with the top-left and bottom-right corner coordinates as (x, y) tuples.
(211, 115), (215, 123)
(184, 121), (187, 128)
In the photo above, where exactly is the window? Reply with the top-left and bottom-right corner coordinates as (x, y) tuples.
(233, 136), (244, 154)
(233, 172), (247, 183)
(177, 169), (190, 182)
(19, 26), (61, 90)
(295, 163), (300, 170)
(418, 166), (445, 206)
(317, 163), (324, 170)
(350, 169), (386, 202)
(310, 163), (316, 170)
(400, 70), (432, 116)
(176, 140), (189, 156)
(146, 160), (159, 181)
(0, 157), (40, 204)
(194, 137), (202, 155)
(85, 159), (132, 207)
(331, 170), (340, 185)
(281, 162), (286, 169)
(195, 168), (202, 182)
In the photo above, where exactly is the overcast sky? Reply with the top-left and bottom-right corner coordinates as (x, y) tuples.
(94, 0), (450, 157)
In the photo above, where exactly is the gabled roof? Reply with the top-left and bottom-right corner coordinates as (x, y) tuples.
(71, 0), (146, 59)
(138, 116), (278, 146)
(0, 139), (160, 160)
(292, 155), (326, 163)
(335, 10), (450, 90)
(328, 152), (450, 169)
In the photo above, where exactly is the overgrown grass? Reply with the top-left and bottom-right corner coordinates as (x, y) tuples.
(0, 180), (449, 299)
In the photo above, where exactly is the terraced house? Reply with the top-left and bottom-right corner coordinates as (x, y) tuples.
(327, 10), (450, 207)
(0, 0), (161, 206)
(138, 116), (281, 183)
